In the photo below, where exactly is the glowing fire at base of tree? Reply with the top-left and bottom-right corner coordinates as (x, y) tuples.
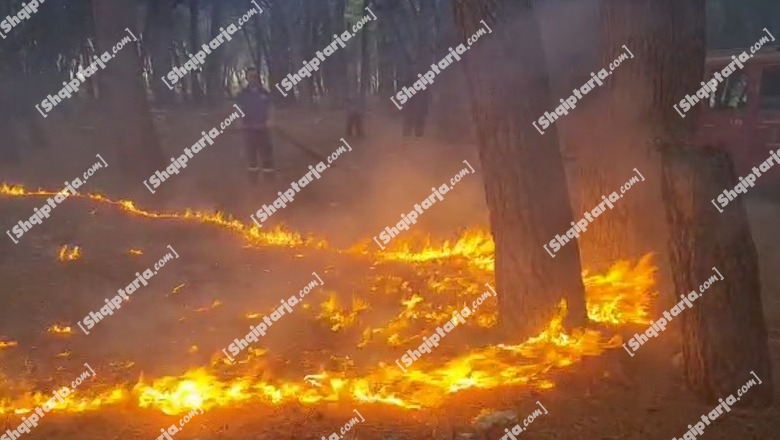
(0, 184), (657, 416)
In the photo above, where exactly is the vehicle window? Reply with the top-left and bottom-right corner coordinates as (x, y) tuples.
(759, 66), (780, 110)
(709, 71), (748, 110)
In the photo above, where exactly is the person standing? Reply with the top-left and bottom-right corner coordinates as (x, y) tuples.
(402, 88), (430, 139)
(237, 67), (274, 186)
(345, 92), (365, 138)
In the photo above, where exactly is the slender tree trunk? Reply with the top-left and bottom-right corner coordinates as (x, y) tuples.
(0, 76), (21, 164)
(452, 0), (587, 340)
(80, 44), (98, 102)
(359, 0), (372, 97)
(268, 0), (293, 105)
(293, 0), (314, 105)
(325, 0), (347, 104)
(247, 6), (266, 73)
(430, 0), (470, 143)
(416, 0), (435, 70)
(146, 0), (177, 107)
(92, 0), (165, 180)
(376, 14), (395, 98)
(205, 0), (225, 106)
(390, 2), (416, 88)
(632, 0), (774, 404)
(190, 0), (204, 102)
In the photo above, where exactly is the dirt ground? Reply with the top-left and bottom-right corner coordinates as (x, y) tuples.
(0, 107), (778, 440)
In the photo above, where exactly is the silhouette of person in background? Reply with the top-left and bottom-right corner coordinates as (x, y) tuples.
(345, 92), (365, 138)
(402, 87), (430, 139)
(236, 67), (274, 186)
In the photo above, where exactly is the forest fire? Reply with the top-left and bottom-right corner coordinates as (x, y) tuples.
(0, 183), (657, 417)
(0, 1), (775, 437)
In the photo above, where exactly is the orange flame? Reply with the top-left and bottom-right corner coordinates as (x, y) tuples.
(57, 245), (81, 262)
(46, 324), (73, 335)
(0, 183), (658, 416)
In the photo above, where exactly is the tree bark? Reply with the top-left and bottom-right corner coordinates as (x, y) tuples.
(205, 0), (226, 105)
(324, 0), (347, 104)
(375, 7), (396, 98)
(633, 0), (774, 404)
(92, 0), (165, 180)
(430, 0), (470, 143)
(416, 0), (435, 69)
(661, 145), (773, 405)
(293, 0), (314, 105)
(359, 0), (372, 97)
(548, 0), (663, 272)
(190, 0), (204, 102)
(452, 0), (588, 340)
(145, 0), (177, 107)
(268, 0), (294, 106)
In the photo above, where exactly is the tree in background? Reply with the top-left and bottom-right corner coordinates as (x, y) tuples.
(707, 0), (780, 49)
(144, 0), (177, 106)
(92, 0), (165, 179)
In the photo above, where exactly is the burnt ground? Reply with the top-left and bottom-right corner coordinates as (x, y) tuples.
(0, 105), (779, 440)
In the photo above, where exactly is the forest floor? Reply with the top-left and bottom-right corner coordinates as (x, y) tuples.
(0, 104), (778, 440)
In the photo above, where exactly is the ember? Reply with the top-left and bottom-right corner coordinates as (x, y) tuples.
(57, 245), (81, 262)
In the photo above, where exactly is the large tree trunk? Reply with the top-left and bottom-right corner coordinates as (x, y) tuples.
(635, 0), (774, 404)
(92, 0), (165, 180)
(547, 0), (665, 271)
(452, 0), (587, 340)
(662, 146), (773, 405)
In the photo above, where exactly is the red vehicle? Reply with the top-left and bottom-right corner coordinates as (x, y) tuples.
(697, 46), (780, 184)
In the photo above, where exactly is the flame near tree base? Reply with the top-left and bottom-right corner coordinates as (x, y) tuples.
(0, 183), (657, 415)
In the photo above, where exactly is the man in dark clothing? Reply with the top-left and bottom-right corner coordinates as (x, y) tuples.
(402, 88), (430, 138)
(237, 67), (274, 186)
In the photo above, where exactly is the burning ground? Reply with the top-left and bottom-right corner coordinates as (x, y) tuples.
(0, 182), (656, 417)
(16, 180), (732, 440)
(0, 117), (778, 439)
